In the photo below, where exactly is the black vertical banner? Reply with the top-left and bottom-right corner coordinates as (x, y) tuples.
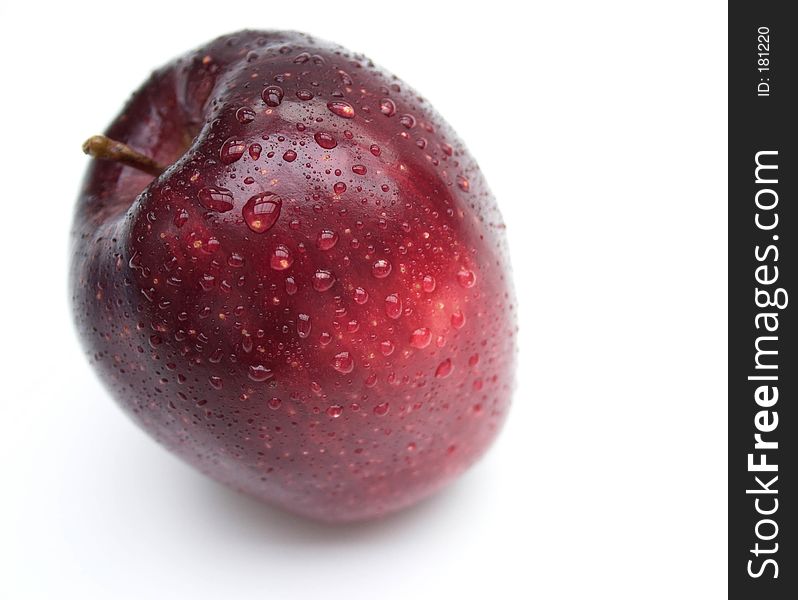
(730, 4), (797, 599)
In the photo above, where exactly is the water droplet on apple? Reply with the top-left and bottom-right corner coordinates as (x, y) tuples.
(202, 237), (220, 254)
(220, 138), (247, 164)
(270, 244), (293, 270)
(456, 269), (476, 288)
(285, 276), (298, 295)
(327, 100), (355, 119)
(380, 340), (394, 356)
(199, 274), (215, 291)
(435, 359), (453, 378)
(283, 149), (297, 162)
(236, 107), (255, 124)
(451, 310), (466, 329)
(241, 332), (253, 353)
(352, 164), (367, 175)
(297, 313), (312, 338)
(457, 175), (470, 192)
(469, 353), (480, 366)
(296, 89), (314, 101)
(198, 186), (234, 212)
(326, 404), (344, 418)
(312, 270), (335, 292)
(242, 192), (281, 233)
(249, 143), (262, 160)
(248, 364), (273, 382)
(422, 275), (436, 292)
(228, 252), (244, 268)
(372, 259), (392, 279)
(173, 208), (189, 228)
(314, 132), (337, 149)
(409, 327), (432, 349)
(338, 70), (353, 85)
(209, 375), (223, 389)
(399, 114), (416, 129)
(379, 98), (396, 116)
(268, 397), (282, 410)
(373, 402), (390, 416)
(262, 85), (284, 107)
(333, 181), (347, 194)
(332, 351), (354, 374)
(384, 294), (402, 319)
(317, 229), (339, 250)
(353, 287), (369, 304)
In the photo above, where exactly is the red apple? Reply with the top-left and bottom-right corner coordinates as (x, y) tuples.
(71, 30), (516, 522)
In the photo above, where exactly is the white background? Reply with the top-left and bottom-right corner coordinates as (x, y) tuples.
(0, 1), (727, 598)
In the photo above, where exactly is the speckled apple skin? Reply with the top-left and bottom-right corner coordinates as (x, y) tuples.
(71, 30), (516, 522)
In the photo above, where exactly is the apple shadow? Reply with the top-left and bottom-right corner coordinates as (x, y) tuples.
(187, 471), (478, 547)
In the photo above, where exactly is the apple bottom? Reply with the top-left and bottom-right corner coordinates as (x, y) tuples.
(101, 381), (508, 523)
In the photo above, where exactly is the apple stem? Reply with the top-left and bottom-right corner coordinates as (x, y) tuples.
(82, 135), (166, 177)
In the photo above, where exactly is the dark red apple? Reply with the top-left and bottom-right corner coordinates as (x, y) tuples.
(71, 30), (516, 522)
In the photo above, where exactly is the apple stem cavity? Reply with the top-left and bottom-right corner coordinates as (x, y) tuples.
(82, 135), (166, 177)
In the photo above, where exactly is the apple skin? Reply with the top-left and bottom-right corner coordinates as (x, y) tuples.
(71, 30), (516, 522)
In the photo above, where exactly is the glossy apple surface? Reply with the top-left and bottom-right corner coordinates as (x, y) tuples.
(71, 30), (516, 522)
